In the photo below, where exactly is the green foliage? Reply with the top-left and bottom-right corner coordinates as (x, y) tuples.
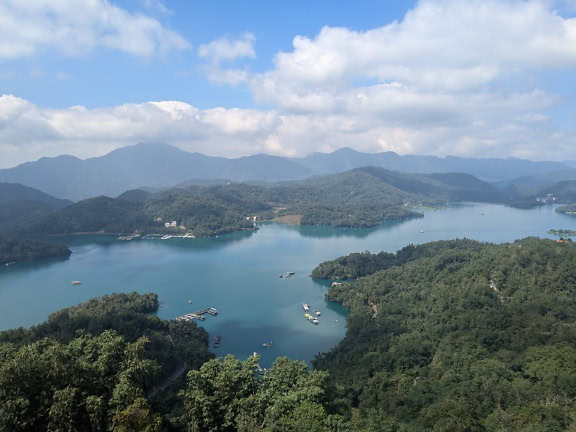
(314, 238), (576, 431)
(312, 239), (484, 279)
(0, 234), (71, 264)
(180, 355), (336, 432)
(0, 293), (213, 431)
(0, 331), (160, 431)
(61, 292), (159, 317)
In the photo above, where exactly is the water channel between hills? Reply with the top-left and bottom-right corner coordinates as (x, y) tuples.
(1, 202), (575, 367)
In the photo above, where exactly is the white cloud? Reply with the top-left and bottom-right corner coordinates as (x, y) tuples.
(201, 65), (251, 86)
(198, 33), (256, 85)
(198, 32), (256, 62)
(143, 0), (171, 15)
(0, 92), (573, 169)
(253, 0), (576, 102)
(0, 0), (189, 59)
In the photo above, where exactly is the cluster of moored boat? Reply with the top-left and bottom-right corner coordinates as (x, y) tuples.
(160, 234), (196, 240)
(302, 303), (321, 325)
(176, 307), (218, 322)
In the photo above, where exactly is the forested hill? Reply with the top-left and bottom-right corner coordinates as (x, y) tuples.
(313, 238), (576, 431)
(0, 234), (71, 265)
(0, 292), (213, 431)
(14, 167), (507, 236)
(0, 182), (72, 233)
(311, 239), (482, 280)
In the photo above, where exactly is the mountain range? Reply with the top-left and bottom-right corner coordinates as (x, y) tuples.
(0, 143), (573, 201)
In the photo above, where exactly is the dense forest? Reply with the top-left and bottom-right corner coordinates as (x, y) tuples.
(0, 292), (213, 431)
(11, 167), (512, 237)
(311, 240), (481, 280)
(313, 238), (576, 431)
(0, 234), (71, 265)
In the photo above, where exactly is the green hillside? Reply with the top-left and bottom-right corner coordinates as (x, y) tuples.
(0, 234), (71, 265)
(0, 292), (212, 431)
(313, 238), (576, 431)
(14, 167), (506, 236)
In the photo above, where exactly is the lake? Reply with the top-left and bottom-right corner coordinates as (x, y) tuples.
(1, 202), (575, 367)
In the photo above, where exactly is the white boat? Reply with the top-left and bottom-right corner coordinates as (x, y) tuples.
(302, 303), (310, 311)
(315, 311), (321, 316)
(71, 281), (81, 285)
(188, 299), (192, 304)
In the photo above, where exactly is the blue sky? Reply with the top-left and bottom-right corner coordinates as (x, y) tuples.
(0, 0), (575, 168)
(2, 1), (416, 109)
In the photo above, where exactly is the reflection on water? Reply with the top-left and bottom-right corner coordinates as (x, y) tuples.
(54, 229), (257, 251)
(263, 218), (414, 239)
(0, 255), (71, 277)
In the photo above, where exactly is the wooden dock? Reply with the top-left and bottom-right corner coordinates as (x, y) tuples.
(175, 307), (218, 322)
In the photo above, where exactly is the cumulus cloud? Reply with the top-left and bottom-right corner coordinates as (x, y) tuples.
(253, 0), (576, 105)
(0, 0), (189, 58)
(198, 33), (256, 84)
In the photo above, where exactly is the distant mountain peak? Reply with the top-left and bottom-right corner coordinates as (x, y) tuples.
(0, 143), (572, 201)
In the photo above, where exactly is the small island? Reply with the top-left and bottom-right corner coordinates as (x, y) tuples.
(548, 229), (576, 237)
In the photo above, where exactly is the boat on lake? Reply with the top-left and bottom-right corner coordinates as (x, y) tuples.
(5, 262), (16, 266)
(302, 303), (310, 311)
(261, 342), (273, 348)
(304, 313), (319, 325)
(213, 335), (221, 348)
(71, 281), (81, 285)
(279, 271), (295, 278)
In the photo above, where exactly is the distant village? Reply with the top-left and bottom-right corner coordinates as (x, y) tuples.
(536, 194), (556, 204)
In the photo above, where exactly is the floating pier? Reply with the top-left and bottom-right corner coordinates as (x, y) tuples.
(175, 307), (218, 322)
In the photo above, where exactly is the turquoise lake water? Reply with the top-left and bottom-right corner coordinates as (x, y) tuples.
(1, 202), (575, 367)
